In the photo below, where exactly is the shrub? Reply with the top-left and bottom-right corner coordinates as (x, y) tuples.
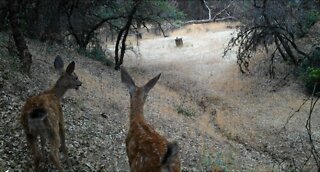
(304, 67), (320, 94)
(297, 9), (320, 37)
(78, 46), (113, 66)
(201, 152), (229, 172)
(175, 104), (195, 117)
(300, 47), (320, 94)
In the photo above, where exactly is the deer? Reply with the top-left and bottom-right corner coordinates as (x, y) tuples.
(20, 55), (82, 172)
(121, 67), (181, 172)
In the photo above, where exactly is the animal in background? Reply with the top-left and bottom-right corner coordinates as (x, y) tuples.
(21, 56), (82, 172)
(121, 67), (181, 172)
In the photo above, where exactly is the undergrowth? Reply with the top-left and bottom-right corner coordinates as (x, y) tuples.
(77, 46), (113, 67)
(175, 104), (195, 117)
(300, 47), (320, 94)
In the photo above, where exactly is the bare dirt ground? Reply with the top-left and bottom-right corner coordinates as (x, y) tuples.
(1, 22), (319, 171)
(122, 22), (320, 171)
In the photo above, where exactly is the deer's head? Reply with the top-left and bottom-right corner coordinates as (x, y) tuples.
(54, 56), (82, 92)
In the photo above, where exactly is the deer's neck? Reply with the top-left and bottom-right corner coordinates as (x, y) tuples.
(52, 80), (68, 98)
(130, 104), (145, 122)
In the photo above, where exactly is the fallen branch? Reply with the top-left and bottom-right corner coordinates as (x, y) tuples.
(184, 16), (236, 25)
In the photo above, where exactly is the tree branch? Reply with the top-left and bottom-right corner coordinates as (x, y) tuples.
(201, 0), (211, 20)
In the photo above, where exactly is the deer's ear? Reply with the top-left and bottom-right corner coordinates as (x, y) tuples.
(144, 73), (161, 94)
(54, 55), (64, 73)
(66, 61), (75, 74)
(121, 67), (136, 95)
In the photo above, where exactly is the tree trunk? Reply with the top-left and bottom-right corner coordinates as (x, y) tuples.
(7, 0), (32, 73)
(114, 2), (140, 70)
(26, 0), (40, 38)
(0, 6), (8, 31)
(41, 0), (68, 42)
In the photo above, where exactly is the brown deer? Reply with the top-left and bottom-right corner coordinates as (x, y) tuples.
(21, 56), (82, 172)
(121, 67), (181, 172)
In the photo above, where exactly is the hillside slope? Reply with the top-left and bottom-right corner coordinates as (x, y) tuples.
(1, 22), (319, 171)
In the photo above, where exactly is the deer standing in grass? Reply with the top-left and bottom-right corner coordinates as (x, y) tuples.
(121, 67), (181, 172)
(21, 56), (82, 172)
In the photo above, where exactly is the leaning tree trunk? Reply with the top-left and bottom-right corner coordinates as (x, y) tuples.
(7, 0), (32, 73)
(114, 1), (140, 70)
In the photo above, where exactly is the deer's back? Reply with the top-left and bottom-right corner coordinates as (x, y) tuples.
(21, 91), (62, 133)
(126, 117), (168, 172)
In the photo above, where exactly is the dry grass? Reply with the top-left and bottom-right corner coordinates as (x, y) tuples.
(31, 21), (320, 170)
(121, 22), (320, 170)
(3, 22), (318, 171)
(171, 22), (238, 36)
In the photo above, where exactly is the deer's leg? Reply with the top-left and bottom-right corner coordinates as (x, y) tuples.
(49, 131), (64, 172)
(40, 135), (47, 165)
(59, 122), (71, 167)
(26, 133), (42, 172)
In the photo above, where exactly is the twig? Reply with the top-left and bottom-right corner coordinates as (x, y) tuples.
(306, 82), (320, 168)
(283, 97), (310, 129)
(202, 0), (212, 20)
(212, 2), (232, 21)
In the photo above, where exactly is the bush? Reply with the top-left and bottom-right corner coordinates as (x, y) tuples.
(304, 67), (320, 94)
(297, 9), (320, 37)
(300, 47), (320, 94)
(175, 104), (195, 117)
(78, 46), (113, 66)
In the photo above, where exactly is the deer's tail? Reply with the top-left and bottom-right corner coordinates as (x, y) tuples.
(28, 108), (48, 132)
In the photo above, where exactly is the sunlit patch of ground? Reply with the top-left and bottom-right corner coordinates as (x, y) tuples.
(122, 22), (320, 171)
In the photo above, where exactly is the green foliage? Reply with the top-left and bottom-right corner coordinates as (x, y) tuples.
(136, 1), (185, 26)
(305, 10), (320, 28)
(307, 68), (320, 82)
(77, 46), (113, 66)
(307, 67), (320, 82)
(202, 152), (231, 172)
(202, 153), (214, 168)
(297, 9), (320, 37)
(300, 47), (320, 94)
(97, 0), (185, 31)
(175, 104), (195, 117)
(224, 0), (319, 75)
(304, 67), (320, 94)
